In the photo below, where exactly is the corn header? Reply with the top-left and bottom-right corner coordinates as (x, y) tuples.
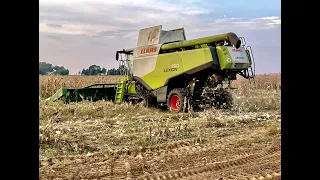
(41, 25), (255, 112)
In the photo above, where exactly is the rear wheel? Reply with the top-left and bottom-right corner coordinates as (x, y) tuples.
(167, 89), (185, 113)
(212, 89), (233, 109)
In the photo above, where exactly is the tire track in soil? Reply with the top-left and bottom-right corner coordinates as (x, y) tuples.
(136, 146), (280, 180)
(109, 157), (130, 179)
(134, 139), (279, 177)
(39, 138), (196, 164)
(214, 170), (281, 180)
(213, 171), (281, 180)
(221, 167), (281, 180)
(40, 140), (278, 179)
(181, 153), (280, 179)
(39, 126), (274, 166)
(40, 131), (280, 179)
(39, 139), (197, 179)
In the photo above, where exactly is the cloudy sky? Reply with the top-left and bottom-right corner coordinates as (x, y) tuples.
(39, 0), (281, 75)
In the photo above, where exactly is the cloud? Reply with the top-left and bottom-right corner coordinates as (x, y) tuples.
(46, 24), (62, 28)
(255, 16), (279, 20)
(40, 22), (120, 36)
(40, 0), (280, 37)
(39, 0), (212, 37)
(235, 16), (281, 28)
(191, 16), (281, 34)
(39, 0), (281, 74)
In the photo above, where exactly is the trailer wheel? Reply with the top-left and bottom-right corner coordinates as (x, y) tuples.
(167, 89), (185, 113)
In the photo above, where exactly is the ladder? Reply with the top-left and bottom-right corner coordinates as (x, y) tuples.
(246, 46), (255, 84)
(114, 76), (130, 104)
(240, 37), (255, 82)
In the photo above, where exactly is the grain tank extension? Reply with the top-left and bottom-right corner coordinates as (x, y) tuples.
(43, 25), (256, 113)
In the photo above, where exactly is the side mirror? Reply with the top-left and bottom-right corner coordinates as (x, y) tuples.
(116, 52), (119, 61)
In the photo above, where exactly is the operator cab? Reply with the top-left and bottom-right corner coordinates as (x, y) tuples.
(116, 49), (134, 76)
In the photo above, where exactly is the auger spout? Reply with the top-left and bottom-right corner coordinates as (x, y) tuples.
(160, 32), (241, 50)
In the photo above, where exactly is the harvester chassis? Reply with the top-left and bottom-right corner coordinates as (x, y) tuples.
(41, 25), (254, 114)
(126, 74), (234, 113)
(166, 77), (233, 113)
(125, 80), (157, 107)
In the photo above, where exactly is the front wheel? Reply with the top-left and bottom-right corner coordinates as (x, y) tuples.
(167, 89), (186, 113)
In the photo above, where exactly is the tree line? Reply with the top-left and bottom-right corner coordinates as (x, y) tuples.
(39, 62), (123, 75)
(80, 65), (123, 75)
(39, 62), (69, 75)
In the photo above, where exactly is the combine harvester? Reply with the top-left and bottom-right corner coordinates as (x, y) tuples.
(41, 25), (255, 112)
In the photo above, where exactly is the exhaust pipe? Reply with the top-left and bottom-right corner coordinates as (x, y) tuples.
(160, 32), (241, 50)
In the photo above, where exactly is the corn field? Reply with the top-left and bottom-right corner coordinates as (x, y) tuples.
(39, 73), (281, 98)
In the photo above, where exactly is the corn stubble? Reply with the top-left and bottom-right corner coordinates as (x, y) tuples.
(39, 73), (281, 179)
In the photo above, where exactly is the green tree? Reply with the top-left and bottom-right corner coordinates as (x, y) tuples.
(101, 68), (107, 74)
(39, 62), (54, 75)
(81, 68), (89, 75)
(107, 65), (129, 75)
(39, 62), (70, 75)
(107, 68), (121, 75)
(89, 65), (100, 75)
(53, 66), (69, 75)
(81, 65), (107, 75)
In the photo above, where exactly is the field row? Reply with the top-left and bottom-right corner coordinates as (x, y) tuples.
(39, 73), (281, 98)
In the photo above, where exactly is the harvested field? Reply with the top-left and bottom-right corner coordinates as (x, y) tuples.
(39, 73), (281, 179)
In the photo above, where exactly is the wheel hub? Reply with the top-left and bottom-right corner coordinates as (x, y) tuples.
(170, 95), (180, 111)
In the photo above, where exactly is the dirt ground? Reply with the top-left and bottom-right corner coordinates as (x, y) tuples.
(39, 101), (281, 180)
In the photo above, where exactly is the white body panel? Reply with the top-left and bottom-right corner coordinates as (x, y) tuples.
(227, 47), (249, 64)
(133, 25), (186, 78)
(133, 44), (162, 78)
(137, 25), (162, 47)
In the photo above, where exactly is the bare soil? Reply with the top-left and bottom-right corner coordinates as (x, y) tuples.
(40, 102), (281, 180)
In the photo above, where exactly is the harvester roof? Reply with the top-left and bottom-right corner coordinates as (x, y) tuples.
(136, 25), (186, 47)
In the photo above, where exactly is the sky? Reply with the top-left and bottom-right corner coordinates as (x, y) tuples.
(39, 0), (281, 75)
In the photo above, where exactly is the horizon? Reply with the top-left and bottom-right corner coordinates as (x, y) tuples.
(39, 72), (281, 76)
(39, 0), (281, 75)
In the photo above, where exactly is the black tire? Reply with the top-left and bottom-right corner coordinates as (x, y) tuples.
(215, 90), (233, 109)
(137, 96), (148, 107)
(134, 95), (157, 108)
(223, 90), (233, 109)
(167, 89), (186, 113)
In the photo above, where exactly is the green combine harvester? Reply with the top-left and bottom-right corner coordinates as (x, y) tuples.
(41, 25), (255, 112)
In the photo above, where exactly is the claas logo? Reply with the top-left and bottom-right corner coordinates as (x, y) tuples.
(232, 48), (243, 52)
(140, 47), (157, 54)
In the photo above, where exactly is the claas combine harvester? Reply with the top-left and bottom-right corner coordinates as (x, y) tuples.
(42, 25), (255, 113)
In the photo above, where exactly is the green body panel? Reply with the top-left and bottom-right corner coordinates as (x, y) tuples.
(140, 48), (213, 90)
(42, 76), (137, 104)
(182, 48), (213, 71)
(216, 46), (251, 70)
(42, 87), (68, 102)
(216, 46), (233, 70)
(127, 83), (136, 94)
(41, 83), (117, 103)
